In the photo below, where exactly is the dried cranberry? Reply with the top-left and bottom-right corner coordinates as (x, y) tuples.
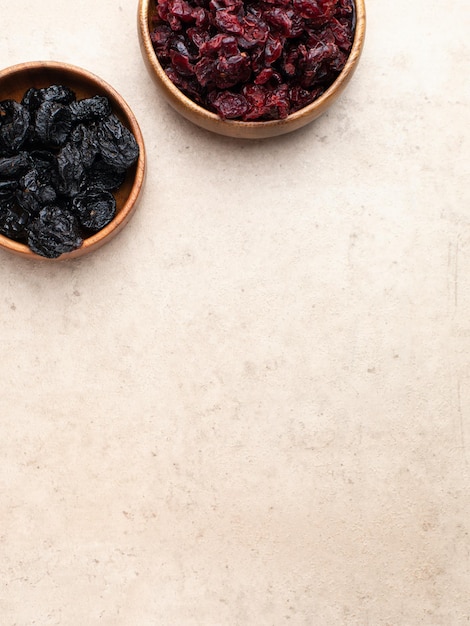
(208, 90), (249, 118)
(238, 14), (269, 49)
(254, 67), (275, 85)
(168, 0), (195, 22)
(214, 52), (251, 89)
(187, 26), (211, 48)
(170, 49), (195, 75)
(264, 35), (284, 64)
(214, 9), (244, 34)
(199, 33), (239, 57)
(264, 8), (292, 36)
(150, 25), (174, 59)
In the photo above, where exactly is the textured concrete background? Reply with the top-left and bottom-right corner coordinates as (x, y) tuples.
(1, 1), (469, 624)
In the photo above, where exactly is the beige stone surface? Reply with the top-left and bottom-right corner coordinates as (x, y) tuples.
(1, 1), (469, 624)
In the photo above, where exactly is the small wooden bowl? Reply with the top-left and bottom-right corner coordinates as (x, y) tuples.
(0, 61), (146, 260)
(138, 0), (366, 139)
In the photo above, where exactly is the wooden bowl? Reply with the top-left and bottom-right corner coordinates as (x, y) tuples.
(138, 0), (366, 139)
(0, 61), (146, 260)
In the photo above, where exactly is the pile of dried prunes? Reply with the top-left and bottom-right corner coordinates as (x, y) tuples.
(0, 84), (140, 258)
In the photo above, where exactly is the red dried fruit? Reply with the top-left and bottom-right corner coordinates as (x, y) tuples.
(238, 14), (269, 49)
(199, 33), (239, 57)
(150, 0), (355, 121)
(208, 90), (249, 118)
(264, 35), (284, 64)
(187, 26), (211, 48)
(168, 0), (194, 22)
(150, 25), (173, 57)
(264, 8), (292, 36)
(214, 52), (251, 88)
(254, 67), (275, 84)
(213, 9), (244, 34)
(170, 49), (195, 75)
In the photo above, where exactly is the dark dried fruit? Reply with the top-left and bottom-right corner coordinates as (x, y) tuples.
(22, 85), (76, 113)
(57, 142), (86, 197)
(86, 158), (126, 191)
(29, 150), (60, 189)
(0, 152), (31, 178)
(35, 101), (72, 148)
(27, 205), (83, 259)
(69, 96), (112, 123)
(15, 168), (57, 214)
(0, 179), (17, 201)
(73, 187), (116, 232)
(97, 114), (140, 171)
(0, 100), (30, 154)
(0, 84), (140, 258)
(150, 0), (355, 120)
(0, 198), (32, 240)
(69, 124), (100, 169)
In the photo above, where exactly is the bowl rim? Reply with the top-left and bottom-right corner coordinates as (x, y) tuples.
(138, 0), (366, 133)
(0, 60), (146, 260)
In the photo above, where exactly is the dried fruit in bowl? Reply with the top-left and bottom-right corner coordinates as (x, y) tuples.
(0, 85), (140, 258)
(150, 0), (356, 120)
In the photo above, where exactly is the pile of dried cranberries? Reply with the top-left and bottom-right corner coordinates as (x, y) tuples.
(150, 0), (355, 121)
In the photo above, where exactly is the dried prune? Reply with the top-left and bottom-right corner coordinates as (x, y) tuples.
(35, 101), (72, 148)
(0, 179), (17, 201)
(0, 84), (140, 257)
(87, 158), (126, 191)
(0, 100), (30, 154)
(15, 168), (57, 214)
(0, 198), (32, 240)
(69, 96), (112, 123)
(0, 152), (32, 178)
(29, 150), (60, 189)
(70, 124), (100, 169)
(97, 114), (140, 171)
(57, 142), (86, 197)
(150, 0), (355, 120)
(72, 187), (116, 232)
(22, 85), (76, 113)
(27, 205), (83, 259)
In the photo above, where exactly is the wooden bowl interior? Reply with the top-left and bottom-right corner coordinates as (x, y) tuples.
(0, 62), (145, 259)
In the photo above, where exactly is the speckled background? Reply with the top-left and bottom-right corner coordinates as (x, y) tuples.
(1, 1), (469, 624)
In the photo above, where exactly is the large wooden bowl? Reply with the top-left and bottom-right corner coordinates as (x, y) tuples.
(138, 0), (366, 139)
(0, 61), (146, 260)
